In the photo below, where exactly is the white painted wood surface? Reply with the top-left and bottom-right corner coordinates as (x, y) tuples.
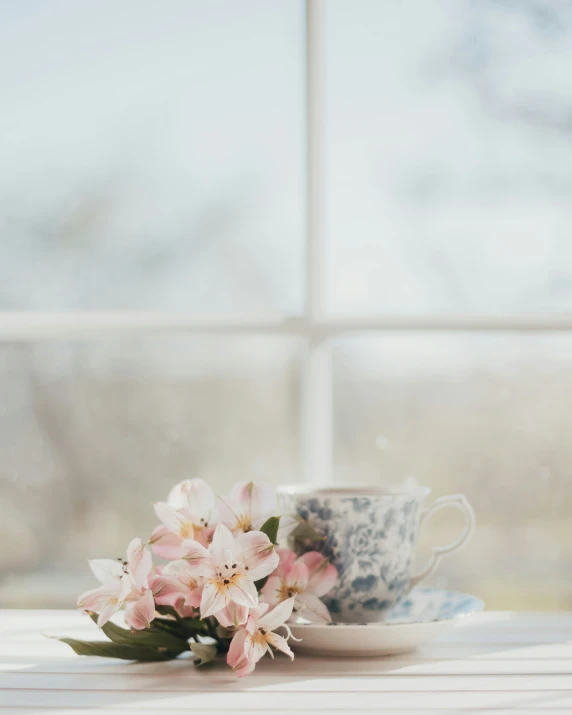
(1, 611), (571, 713)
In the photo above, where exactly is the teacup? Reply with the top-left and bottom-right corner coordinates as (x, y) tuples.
(279, 485), (475, 624)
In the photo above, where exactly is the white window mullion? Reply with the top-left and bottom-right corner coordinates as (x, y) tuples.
(301, 335), (333, 486)
(302, 0), (333, 486)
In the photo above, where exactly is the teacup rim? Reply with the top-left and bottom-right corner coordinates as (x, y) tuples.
(277, 483), (432, 499)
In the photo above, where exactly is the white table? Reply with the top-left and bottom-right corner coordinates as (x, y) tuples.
(1, 610), (571, 714)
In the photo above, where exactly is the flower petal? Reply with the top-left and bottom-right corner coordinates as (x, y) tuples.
(119, 572), (134, 600)
(154, 502), (194, 539)
(260, 576), (283, 605)
(275, 548), (297, 579)
(276, 515), (299, 540)
(160, 560), (204, 605)
(183, 586), (203, 609)
(192, 523), (217, 548)
(215, 602), (250, 628)
(200, 580), (230, 618)
(125, 589), (155, 630)
(150, 574), (186, 606)
(250, 602), (269, 620)
(174, 599), (199, 618)
(235, 660), (256, 678)
(244, 632), (268, 664)
(256, 597), (296, 631)
(265, 631), (294, 659)
(234, 530), (279, 581)
(298, 552), (338, 597)
(77, 584), (117, 612)
(295, 592), (332, 623)
(149, 526), (184, 560)
(168, 478), (217, 520)
(228, 481), (276, 525)
(97, 601), (121, 628)
(227, 628), (250, 673)
(154, 502), (183, 532)
(167, 480), (190, 510)
(208, 523), (236, 563)
(88, 559), (123, 585)
(181, 540), (213, 577)
(162, 558), (197, 578)
(216, 495), (241, 532)
(126, 538), (152, 590)
(227, 575), (259, 610)
(284, 560), (309, 592)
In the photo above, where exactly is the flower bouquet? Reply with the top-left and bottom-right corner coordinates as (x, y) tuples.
(57, 480), (337, 677)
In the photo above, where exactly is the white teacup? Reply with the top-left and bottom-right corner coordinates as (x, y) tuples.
(280, 484), (475, 623)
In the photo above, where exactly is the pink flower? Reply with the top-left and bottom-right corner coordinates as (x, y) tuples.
(149, 526), (186, 561)
(215, 600), (249, 628)
(227, 598), (296, 677)
(151, 479), (217, 558)
(172, 600), (200, 618)
(123, 538), (157, 630)
(125, 537), (153, 591)
(77, 538), (154, 629)
(125, 589), (156, 630)
(150, 559), (204, 611)
(218, 480), (297, 538)
(261, 549), (337, 623)
(77, 560), (131, 628)
(182, 523), (279, 619)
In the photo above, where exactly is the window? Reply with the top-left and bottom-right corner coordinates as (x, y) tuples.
(0, 0), (304, 313)
(325, 0), (572, 316)
(1, 0), (570, 610)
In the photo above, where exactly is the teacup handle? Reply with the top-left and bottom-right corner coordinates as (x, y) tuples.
(408, 494), (475, 590)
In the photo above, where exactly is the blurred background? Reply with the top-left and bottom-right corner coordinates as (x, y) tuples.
(1, 0), (571, 610)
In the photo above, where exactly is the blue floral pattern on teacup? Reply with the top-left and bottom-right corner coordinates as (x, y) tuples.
(289, 492), (424, 623)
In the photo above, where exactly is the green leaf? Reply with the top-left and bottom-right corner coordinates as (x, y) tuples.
(88, 613), (188, 654)
(155, 605), (178, 618)
(191, 642), (218, 666)
(56, 637), (174, 661)
(180, 617), (209, 638)
(255, 516), (281, 590)
(259, 515), (280, 545)
(290, 517), (326, 556)
(291, 517), (325, 543)
(152, 617), (186, 635)
(154, 607), (208, 639)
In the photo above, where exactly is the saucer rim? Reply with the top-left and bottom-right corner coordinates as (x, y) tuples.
(291, 588), (485, 629)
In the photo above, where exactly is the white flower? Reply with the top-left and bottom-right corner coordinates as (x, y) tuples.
(227, 598), (296, 677)
(78, 538), (152, 628)
(151, 478), (218, 557)
(182, 523), (279, 618)
(218, 480), (297, 538)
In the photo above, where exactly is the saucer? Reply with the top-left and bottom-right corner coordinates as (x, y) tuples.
(289, 588), (484, 657)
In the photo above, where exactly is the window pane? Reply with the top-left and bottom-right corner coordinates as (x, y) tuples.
(334, 333), (572, 609)
(0, 337), (301, 606)
(0, 0), (303, 312)
(325, 0), (572, 315)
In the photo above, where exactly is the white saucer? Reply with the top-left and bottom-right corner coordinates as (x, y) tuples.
(289, 588), (484, 657)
